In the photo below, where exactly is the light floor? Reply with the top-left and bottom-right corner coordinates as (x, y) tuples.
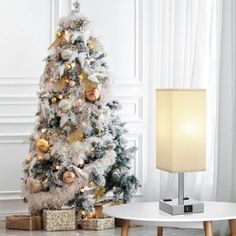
(0, 221), (205, 236)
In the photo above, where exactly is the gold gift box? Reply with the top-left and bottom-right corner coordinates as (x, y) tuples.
(43, 209), (76, 231)
(79, 217), (115, 230)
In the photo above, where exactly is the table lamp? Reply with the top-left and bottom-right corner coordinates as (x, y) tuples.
(156, 89), (206, 215)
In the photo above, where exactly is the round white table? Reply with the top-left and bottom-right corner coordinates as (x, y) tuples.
(104, 201), (236, 236)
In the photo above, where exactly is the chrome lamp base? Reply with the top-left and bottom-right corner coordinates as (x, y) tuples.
(159, 173), (204, 215)
(159, 198), (204, 215)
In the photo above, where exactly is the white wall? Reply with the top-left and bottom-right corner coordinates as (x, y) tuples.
(0, 0), (155, 218)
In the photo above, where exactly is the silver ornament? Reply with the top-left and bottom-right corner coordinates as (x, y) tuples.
(58, 99), (72, 112)
(61, 49), (73, 61)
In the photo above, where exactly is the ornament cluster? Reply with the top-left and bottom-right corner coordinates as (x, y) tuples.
(22, 0), (139, 217)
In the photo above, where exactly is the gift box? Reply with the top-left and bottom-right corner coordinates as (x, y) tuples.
(43, 209), (76, 231)
(6, 215), (43, 230)
(78, 217), (115, 230)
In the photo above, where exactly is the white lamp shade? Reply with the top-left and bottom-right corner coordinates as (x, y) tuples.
(156, 89), (206, 173)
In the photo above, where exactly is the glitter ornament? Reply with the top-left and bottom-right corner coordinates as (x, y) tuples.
(85, 87), (100, 102)
(27, 178), (43, 193)
(62, 171), (76, 184)
(61, 49), (73, 61)
(36, 139), (50, 153)
(58, 99), (72, 112)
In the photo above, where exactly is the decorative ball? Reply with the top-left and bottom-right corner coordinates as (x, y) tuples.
(85, 87), (100, 102)
(37, 155), (44, 161)
(62, 171), (76, 184)
(69, 81), (76, 87)
(56, 31), (62, 38)
(51, 97), (57, 103)
(61, 49), (73, 61)
(65, 64), (72, 70)
(27, 178), (43, 193)
(58, 99), (72, 112)
(36, 139), (50, 153)
(44, 153), (51, 160)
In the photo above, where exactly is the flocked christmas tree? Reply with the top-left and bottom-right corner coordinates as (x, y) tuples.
(22, 0), (139, 217)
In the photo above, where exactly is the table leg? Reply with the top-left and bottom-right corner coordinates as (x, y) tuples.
(204, 221), (213, 236)
(157, 227), (163, 236)
(121, 220), (129, 236)
(229, 219), (236, 235)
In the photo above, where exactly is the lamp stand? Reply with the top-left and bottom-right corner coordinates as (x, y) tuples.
(178, 173), (184, 205)
(159, 172), (204, 215)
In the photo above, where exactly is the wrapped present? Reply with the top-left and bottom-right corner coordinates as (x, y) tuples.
(6, 215), (43, 230)
(78, 217), (115, 230)
(43, 209), (76, 231)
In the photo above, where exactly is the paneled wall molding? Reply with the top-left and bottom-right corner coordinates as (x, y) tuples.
(0, 133), (29, 144)
(0, 77), (39, 85)
(0, 191), (23, 201)
(127, 133), (144, 196)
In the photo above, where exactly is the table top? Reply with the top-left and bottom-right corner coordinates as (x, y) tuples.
(103, 201), (236, 222)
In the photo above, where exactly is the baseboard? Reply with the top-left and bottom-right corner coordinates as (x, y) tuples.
(0, 209), (29, 221)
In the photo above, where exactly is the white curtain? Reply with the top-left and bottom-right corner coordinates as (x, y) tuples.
(216, 0), (236, 235)
(154, 0), (220, 202)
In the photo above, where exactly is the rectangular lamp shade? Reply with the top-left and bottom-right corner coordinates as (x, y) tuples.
(156, 89), (206, 173)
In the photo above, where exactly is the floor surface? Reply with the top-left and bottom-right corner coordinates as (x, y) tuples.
(0, 221), (204, 236)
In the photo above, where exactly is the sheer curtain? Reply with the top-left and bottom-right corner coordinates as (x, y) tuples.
(152, 0), (221, 205)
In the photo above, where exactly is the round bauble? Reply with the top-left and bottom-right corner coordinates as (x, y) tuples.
(69, 81), (76, 87)
(85, 87), (100, 102)
(61, 49), (73, 61)
(43, 153), (51, 160)
(62, 171), (76, 184)
(58, 99), (72, 112)
(51, 97), (57, 104)
(27, 178), (43, 193)
(36, 139), (50, 153)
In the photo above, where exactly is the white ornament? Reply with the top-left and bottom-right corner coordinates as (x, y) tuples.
(61, 49), (73, 61)
(69, 81), (76, 87)
(44, 154), (51, 160)
(58, 99), (72, 112)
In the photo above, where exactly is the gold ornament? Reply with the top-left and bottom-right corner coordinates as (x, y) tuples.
(80, 188), (85, 193)
(62, 171), (76, 184)
(53, 79), (67, 92)
(37, 155), (44, 161)
(36, 139), (50, 153)
(65, 64), (72, 70)
(94, 186), (106, 200)
(56, 31), (62, 38)
(67, 129), (84, 143)
(27, 178), (43, 193)
(87, 37), (103, 51)
(49, 32), (66, 49)
(51, 97), (57, 103)
(85, 87), (100, 102)
(79, 72), (88, 81)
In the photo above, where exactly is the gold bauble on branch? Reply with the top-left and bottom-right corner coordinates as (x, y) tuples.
(27, 178), (43, 193)
(51, 97), (57, 104)
(56, 31), (62, 38)
(62, 171), (76, 184)
(65, 64), (72, 70)
(36, 139), (50, 153)
(85, 86), (100, 102)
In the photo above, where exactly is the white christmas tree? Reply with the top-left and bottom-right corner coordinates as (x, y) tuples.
(22, 0), (139, 217)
